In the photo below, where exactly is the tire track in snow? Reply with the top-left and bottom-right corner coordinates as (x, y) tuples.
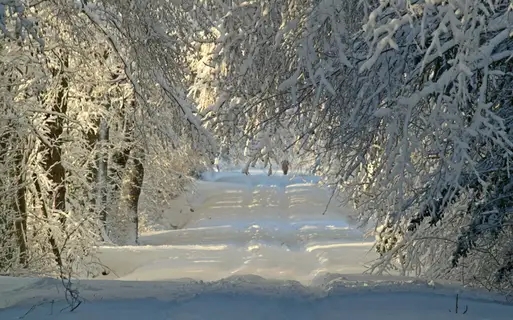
(97, 171), (375, 283)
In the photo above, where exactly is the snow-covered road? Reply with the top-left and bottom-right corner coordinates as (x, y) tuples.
(97, 170), (375, 283)
(2, 169), (513, 319)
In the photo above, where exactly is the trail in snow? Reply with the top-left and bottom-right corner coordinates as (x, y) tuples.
(96, 169), (375, 283)
(1, 169), (513, 319)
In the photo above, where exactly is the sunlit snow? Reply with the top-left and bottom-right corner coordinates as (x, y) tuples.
(1, 169), (511, 319)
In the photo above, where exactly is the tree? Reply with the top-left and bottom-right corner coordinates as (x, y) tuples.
(0, 0), (216, 277)
(197, 0), (513, 294)
(188, 0), (322, 172)
(338, 0), (513, 293)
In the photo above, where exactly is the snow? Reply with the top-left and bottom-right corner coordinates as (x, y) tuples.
(98, 169), (372, 283)
(1, 168), (512, 319)
(373, 107), (392, 117)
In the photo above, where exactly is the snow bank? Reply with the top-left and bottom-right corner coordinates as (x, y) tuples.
(1, 275), (512, 320)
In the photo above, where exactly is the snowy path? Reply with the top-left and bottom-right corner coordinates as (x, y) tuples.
(97, 170), (374, 283)
(1, 169), (513, 319)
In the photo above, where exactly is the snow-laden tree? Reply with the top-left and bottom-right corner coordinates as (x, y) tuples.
(0, 0), (215, 277)
(0, 1), (98, 275)
(280, 0), (513, 292)
(197, 0), (513, 293)
(76, 0), (218, 242)
(346, 0), (513, 292)
(80, 0), (216, 151)
(188, 0), (332, 173)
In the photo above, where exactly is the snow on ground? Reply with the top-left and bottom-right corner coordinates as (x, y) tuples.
(95, 169), (374, 283)
(1, 275), (513, 320)
(1, 168), (512, 319)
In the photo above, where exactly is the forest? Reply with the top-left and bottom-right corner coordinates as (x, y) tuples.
(1, 0), (512, 296)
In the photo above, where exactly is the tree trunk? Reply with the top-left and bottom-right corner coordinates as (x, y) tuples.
(85, 50), (119, 239)
(33, 175), (63, 269)
(111, 99), (135, 193)
(0, 129), (16, 271)
(85, 115), (110, 240)
(97, 118), (110, 231)
(13, 147), (27, 267)
(121, 147), (145, 244)
(41, 56), (69, 224)
(85, 116), (99, 191)
(31, 53), (69, 270)
(0, 72), (28, 269)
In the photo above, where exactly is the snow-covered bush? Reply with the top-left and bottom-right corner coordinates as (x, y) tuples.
(138, 144), (210, 232)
